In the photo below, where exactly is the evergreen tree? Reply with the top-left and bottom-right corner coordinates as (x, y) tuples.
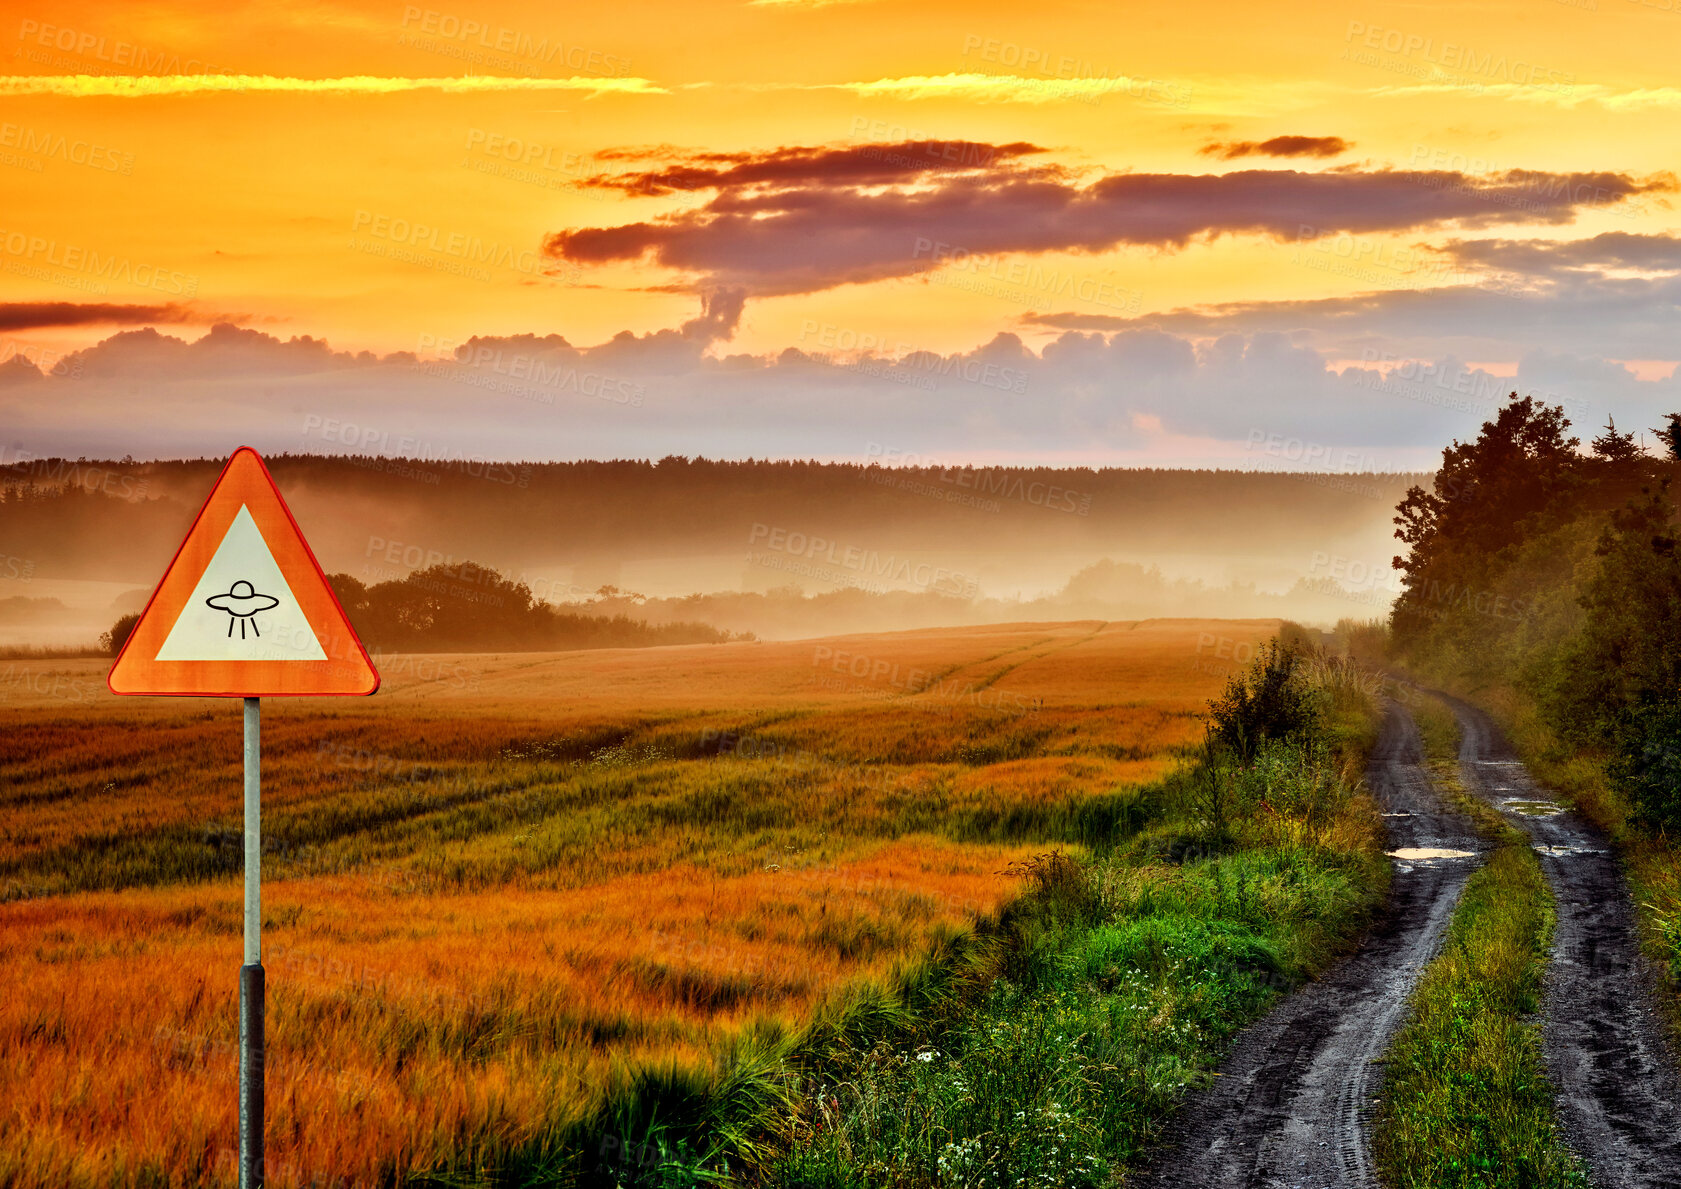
(1652, 412), (1681, 462)
(1591, 416), (1643, 463)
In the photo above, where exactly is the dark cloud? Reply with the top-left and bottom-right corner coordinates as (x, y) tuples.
(546, 151), (1671, 296)
(1199, 135), (1352, 160)
(1437, 231), (1681, 277)
(0, 301), (201, 331)
(680, 287), (747, 342)
(584, 140), (1050, 195)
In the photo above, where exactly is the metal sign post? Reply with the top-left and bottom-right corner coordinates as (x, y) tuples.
(107, 449), (378, 1189)
(241, 696), (264, 1188)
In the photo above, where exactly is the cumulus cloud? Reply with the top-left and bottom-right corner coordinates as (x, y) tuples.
(545, 141), (1669, 295)
(8, 313), (1675, 470)
(62, 323), (376, 380)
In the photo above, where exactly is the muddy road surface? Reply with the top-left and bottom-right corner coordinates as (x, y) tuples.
(1447, 696), (1681, 1189)
(1143, 700), (1480, 1188)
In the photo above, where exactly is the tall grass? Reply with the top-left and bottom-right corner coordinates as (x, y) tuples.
(1373, 695), (1585, 1189)
(750, 644), (1389, 1187)
(0, 621), (1282, 1189)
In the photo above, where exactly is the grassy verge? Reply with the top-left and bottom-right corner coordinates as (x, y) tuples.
(744, 653), (1389, 1187)
(1373, 693), (1585, 1189)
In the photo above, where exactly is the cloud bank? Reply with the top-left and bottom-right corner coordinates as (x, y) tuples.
(546, 138), (1669, 295)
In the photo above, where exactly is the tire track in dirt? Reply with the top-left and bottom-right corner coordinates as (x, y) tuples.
(1142, 699), (1481, 1188)
(1444, 695), (1681, 1189)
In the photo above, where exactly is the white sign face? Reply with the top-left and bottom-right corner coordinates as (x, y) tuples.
(155, 505), (328, 662)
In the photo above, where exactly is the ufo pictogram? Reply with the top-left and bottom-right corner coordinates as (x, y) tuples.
(206, 580), (280, 639)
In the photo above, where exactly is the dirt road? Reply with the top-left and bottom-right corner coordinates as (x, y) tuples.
(1446, 696), (1681, 1189)
(1143, 700), (1481, 1188)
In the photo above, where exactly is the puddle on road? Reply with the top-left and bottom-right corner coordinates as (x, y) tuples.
(1388, 847), (1475, 861)
(1502, 798), (1563, 816)
(1534, 844), (1604, 857)
(1381, 812), (1414, 818)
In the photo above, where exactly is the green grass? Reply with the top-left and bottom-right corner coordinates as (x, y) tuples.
(749, 683), (1390, 1187)
(431, 737), (1388, 1188)
(1373, 693), (1586, 1189)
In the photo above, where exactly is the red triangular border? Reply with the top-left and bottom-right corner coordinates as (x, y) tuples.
(109, 448), (379, 697)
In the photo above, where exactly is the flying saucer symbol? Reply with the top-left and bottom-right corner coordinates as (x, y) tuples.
(206, 579), (280, 639)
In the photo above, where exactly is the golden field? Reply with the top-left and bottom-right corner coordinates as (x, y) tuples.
(0, 618), (1277, 1188)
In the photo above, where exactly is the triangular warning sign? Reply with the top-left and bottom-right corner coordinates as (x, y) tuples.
(109, 448), (379, 697)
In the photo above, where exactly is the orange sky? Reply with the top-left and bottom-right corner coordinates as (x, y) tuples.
(2, 0), (1675, 358)
(0, 0), (1677, 467)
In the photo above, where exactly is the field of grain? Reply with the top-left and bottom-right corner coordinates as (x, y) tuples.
(0, 618), (1277, 1189)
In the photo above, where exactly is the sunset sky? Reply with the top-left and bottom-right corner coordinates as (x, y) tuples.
(1, 0), (1677, 465)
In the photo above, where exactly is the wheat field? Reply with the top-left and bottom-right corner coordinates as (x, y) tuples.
(0, 618), (1277, 1188)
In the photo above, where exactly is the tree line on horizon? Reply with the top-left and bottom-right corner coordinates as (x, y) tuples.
(3, 453), (1420, 585)
(101, 562), (749, 658)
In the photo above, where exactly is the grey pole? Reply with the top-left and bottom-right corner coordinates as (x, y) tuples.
(241, 696), (264, 1188)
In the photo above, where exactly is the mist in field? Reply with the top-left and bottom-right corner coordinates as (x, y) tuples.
(0, 454), (1414, 648)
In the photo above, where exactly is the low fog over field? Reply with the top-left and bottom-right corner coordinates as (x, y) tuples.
(0, 454), (1415, 647)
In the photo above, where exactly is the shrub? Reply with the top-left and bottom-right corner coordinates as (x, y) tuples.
(1207, 639), (1321, 763)
(99, 611), (140, 656)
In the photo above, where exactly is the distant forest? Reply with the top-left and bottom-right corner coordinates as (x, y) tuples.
(0, 454), (1423, 584)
